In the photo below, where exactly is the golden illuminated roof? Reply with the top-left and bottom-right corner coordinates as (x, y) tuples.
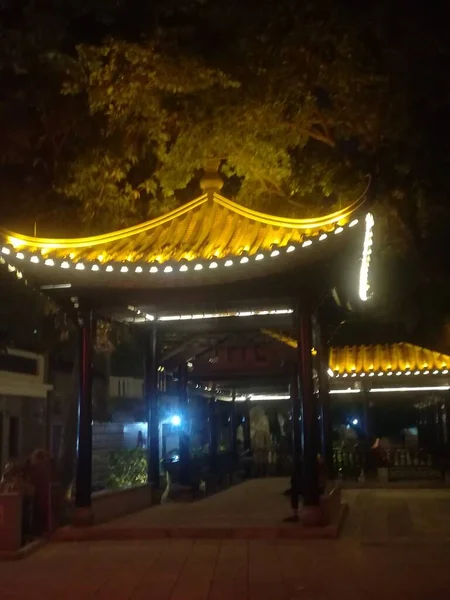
(1, 191), (364, 265)
(329, 343), (450, 374)
(262, 331), (450, 375)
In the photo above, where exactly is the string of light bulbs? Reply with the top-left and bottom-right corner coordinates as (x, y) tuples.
(1, 217), (361, 277)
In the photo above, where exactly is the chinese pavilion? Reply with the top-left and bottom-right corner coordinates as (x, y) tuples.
(0, 166), (374, 526)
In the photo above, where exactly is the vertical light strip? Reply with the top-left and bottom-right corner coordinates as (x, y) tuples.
(359, 212), (374, 301)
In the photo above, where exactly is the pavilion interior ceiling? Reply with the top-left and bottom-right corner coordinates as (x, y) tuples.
(160, 321), (450, 399)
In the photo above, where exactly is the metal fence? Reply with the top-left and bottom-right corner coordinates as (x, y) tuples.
(333, 447), (448, 481)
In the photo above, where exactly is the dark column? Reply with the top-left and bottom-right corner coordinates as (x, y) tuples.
(436, 400), (444, 448)
(209, 393), (218, 490)
(178, 363), (190, 485)
(145, 323), (160, 488)
(444, 398), (450, 478)
(296, 311), (321, 518)
(288, 364), (302, 519)
(243, 397), (252, 453)
(363, 390), (371, 440)
(316, 324), (334, 479)
(230, 390), (238, 472)
(444, 398), (450, 445)
(74, 308), (94, 525)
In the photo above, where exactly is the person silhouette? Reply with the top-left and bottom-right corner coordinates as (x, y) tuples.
(136, 430), (144, 448)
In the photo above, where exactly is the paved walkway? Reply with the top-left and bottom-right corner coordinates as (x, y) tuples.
(55, 478), (342, 540)
(99, 478), (293, 529)
(2, 488), (450, 599)
(345, 488), (450, 544)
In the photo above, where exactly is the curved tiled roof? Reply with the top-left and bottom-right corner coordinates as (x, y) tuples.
(262, 331), (450, 376)
(329, 342), (450, 374)
(1, 191), (364, 264)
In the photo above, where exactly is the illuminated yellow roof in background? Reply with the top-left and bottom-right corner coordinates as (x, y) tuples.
(262, 331), (450, 375)
(329, 343), (450, 374)
(2, 191), (364, 264)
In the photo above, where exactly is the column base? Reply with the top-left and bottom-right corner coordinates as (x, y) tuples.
(72, 507), (94, 527)
(301, 505), (325, 527)
(283, 513), (300, 523)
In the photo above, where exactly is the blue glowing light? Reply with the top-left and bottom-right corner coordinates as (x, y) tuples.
(352, 418), (359, 426)
(170, 415), (181, 427)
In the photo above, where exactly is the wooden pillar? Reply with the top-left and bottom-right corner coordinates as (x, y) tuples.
(178, 363), (190, 485)
(289, 364), (302, 519)
(363, 390), (371, 440)
(296, 311), (321, 520)
(230, 390), (238, 471)
(444, 398), (450, 475)
(74, 308), (94, 525)
(209, 392), (218, 490)
(243, 397), (251, 453)
(444, 398), (450, 445)
(316, 322), (334, 479)
(145, 323), (159, 488)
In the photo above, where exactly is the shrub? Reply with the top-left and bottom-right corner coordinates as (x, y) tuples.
(107, 448), (147, 489)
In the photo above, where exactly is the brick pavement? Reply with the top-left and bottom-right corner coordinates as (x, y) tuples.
(2, 536), (450, 599)
(53, 478), (345, 540)
(2, 488), (450, 599)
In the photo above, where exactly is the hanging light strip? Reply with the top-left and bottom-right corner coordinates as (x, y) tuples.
(232, 394), (290, 402)
(334, 368), (448, 378)
(249, 394), (290, 401)
(359, 212), (374, 301)
(329, 388), (362, 395)
(126, 306), (293, 322)
(1, 215), (363, 276)
(157, 309), (293, 322)
(369, 386), (450, 393)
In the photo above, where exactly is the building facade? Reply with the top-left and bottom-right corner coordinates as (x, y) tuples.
(0, 349), (53, 473)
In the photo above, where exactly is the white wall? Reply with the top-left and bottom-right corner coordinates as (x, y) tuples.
(0, 348), (52, 473)
(109, 376), (144, 400)
(0, 348), (52, 399)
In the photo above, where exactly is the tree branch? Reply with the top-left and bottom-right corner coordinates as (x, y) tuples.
(299, 126), (336, 148)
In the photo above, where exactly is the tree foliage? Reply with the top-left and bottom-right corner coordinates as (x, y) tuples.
(0, 0), (399, 230)
(1, 0), (450, 343)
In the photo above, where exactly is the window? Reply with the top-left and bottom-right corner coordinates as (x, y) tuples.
(117, 379), (128, 397)
(0, 353), (38, 375)
(8, 416), (20, 459)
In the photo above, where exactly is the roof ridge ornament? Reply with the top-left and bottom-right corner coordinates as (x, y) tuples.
(200, 159), (224, 194)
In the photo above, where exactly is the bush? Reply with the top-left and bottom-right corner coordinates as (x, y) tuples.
(107, 449), (147, 489)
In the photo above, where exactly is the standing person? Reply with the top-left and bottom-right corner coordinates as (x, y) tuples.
(136, 430), (144, 448)
(284, 454), (326, 521)
(250, 406), (271, 477)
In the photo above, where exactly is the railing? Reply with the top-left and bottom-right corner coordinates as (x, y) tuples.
(333, 449), (367, 480)
(162, 451), (238, 499)
(333, 447), (449, 481)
